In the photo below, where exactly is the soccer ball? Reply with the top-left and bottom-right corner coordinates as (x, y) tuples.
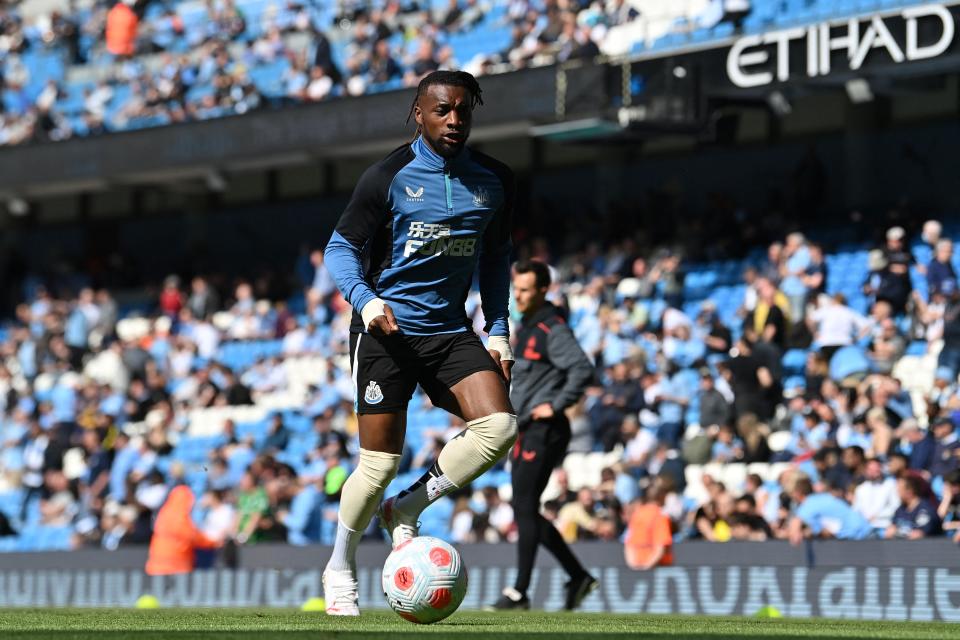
(381, 536), (467, 624)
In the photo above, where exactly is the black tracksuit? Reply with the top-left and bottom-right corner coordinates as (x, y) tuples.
(510, 302), (594, 594)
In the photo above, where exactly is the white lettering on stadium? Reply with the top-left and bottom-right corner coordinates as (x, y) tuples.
(726, 4), (956, 88)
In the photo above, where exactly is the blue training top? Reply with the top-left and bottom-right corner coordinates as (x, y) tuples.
(324, 136), (514, 337)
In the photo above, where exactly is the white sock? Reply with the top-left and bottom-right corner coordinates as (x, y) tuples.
(326, 519), (362, 573)
(393, 463), (457, 518)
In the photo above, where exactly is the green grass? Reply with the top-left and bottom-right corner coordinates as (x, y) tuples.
(0, 609), (956, 640)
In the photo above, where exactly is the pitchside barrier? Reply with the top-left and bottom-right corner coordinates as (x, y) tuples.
(0, 540), (959, 621)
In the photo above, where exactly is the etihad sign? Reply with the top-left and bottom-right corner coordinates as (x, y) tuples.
(727, 4), (956, 88)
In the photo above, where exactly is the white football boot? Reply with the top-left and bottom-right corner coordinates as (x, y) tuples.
(322, 568), (360, 616)
(378, 496), (419, 549)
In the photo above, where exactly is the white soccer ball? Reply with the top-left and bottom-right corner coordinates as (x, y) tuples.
(381, 536), (468, 624)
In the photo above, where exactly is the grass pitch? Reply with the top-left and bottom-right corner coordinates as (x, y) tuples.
(0, 609), (956, 640)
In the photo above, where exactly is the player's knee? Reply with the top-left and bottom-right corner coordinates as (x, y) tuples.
(467, 412), (517, 459)
(356, 448), (401, 491)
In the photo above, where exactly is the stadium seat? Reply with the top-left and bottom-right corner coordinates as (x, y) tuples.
(829, 346), (871, 381)
(781, 349), (808, 375)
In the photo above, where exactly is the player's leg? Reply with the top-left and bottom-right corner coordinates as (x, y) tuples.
(384, 334), (516, 539)
(323, 333), (412, 615)
(531, 419), (597, 610)
(389, 371), (514, 518)
(326, 412), (405, 575)
(491, 423), (545, 609)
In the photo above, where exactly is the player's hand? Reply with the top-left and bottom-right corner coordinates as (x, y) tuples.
(487, 349), (513, 382)
(531, 403), (555, 420)
(368, 303), (399, 336)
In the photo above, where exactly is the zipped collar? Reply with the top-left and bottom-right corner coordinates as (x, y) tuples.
(411, 135), (467, 172)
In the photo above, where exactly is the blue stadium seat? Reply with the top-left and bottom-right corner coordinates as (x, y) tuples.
(782, 349), (808, 375)
(829, 346), (871, 381)
(905, 341), (928, 357)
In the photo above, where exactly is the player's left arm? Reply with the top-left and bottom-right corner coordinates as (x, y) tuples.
(479, 165), (515, 380)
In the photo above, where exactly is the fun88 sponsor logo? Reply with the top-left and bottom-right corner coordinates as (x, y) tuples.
(403, 221), (477, 258)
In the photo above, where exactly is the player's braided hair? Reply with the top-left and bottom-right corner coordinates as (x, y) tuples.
(406, 70), (484, 135)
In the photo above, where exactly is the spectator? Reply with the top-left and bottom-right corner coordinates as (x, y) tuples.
(591, 362), (643, 451)
(624, 488), (673, 570)
(187, 277), (220, 320)
(726, 336), (775, 421)
(787, 477), (871, 544)
(841, 446), (867, 485)
(921, 220), (942, 249)
(220, 367), (253, 406)
(853, 458), (900, 533)
(692, 481), (728, 542)
(803, 243), (828, 300)
(159, 275), (183, 317)
(145, 486), (219, 575)
(937, 470), (960, 542)
(929, 417), (960, 479)
(749, 277), (789, 350)
(807, 294), (870, 362)
(234, 472), (270, 544)
(262, 413), (290, 453)
(760, 243), (782, 284)
(876, 227), (914, 314)
(926, 239), (957, 297)
(442, 0), (463, 29)
(886, 474), (942, 539)
(737, 414), (772, 463)
(308, 249), (337, 301)
(200, 489), (237, 544)
(729, 493), (772, 541)
(619, 414), (656, 478)
(557, 488), (599, 542)
(305, 66), (333, 101)
(407, 39), (439, 84)
(482, 487), (514, 541)
(710, 424), (743, 463)
(899, 420), (935, 473)
(450, 496), (475, 543)
(280, 478), (323, 545)
(39, 471), (78, 527)
(780, 232), (810, 325)
(938, 289), (960, 382)
(697, 303), (732, 355)
(697, 369), (731, 430)
(106, 0), (139, 58)
(867, 318), (906, 375)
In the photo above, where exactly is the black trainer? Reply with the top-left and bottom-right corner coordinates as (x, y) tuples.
(488, 587), (531, 611)
(564, 573), (599, 611)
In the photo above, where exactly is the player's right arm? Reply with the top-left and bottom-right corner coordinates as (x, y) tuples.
(324, 163), (399, 335)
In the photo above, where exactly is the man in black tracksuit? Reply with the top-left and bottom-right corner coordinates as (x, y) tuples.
(491, 260), (598, 611)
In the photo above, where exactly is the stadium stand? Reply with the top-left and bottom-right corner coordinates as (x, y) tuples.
(1, 208), (959, 552)
(0, 0), (939, 144)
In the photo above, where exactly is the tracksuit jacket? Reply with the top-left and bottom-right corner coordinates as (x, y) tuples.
(324, 135), (514, 338)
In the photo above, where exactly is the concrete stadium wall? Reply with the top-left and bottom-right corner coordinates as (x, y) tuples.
(0, 541), (958, 620)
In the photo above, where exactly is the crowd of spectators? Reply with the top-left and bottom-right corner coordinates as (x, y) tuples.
(0, 0), (776, 145)
(1, 211), (959, 562)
